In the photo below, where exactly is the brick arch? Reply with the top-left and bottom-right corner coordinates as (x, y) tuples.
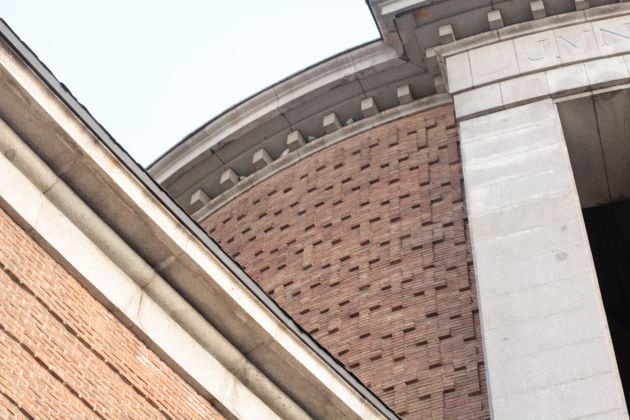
(202, 104), (489, 419)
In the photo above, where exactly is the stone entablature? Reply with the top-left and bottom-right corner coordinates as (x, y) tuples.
(432, 5), (630, 118)
(449, 15), (630, 90)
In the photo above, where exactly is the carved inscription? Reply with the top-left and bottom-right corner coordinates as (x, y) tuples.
(600, 22), (630, 44)
(526, 38), (552, 61)
(447, 16), (630, 93)
(518, 19), (630, 63)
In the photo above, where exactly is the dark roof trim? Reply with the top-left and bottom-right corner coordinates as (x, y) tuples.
(0, 19), (398, 420)
(366, 0), (382, 37)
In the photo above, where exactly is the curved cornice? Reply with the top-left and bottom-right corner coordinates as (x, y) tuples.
(151, 0), (622, 216)
(149, 41), (402, 183)
(192, 93), (453, 221)
(148, 40), (435, 213)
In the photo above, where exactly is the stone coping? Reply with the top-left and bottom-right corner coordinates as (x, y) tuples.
(0, 20), (396, 420)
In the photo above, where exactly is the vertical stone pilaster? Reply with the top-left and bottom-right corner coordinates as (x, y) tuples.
(459, 99), (627, 419)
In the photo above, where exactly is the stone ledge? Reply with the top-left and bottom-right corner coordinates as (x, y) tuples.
(432, 4), (630, 94)
(453, 53), (630, 120)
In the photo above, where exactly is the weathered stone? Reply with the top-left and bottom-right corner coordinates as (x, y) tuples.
(190, 189), (210, 209)
(286, 130), (305, 151)
(575, 0), (590, 10)
(487, 10), (504, 30)
(322, 112), (342, 134)
(220, 168), (239, 188)
(434, 75), (446, 93)
(438, 24), (456, 44)
(445, 52), (473, 93)
(252, 148), (272, 170)
(360, 97), (379, 118)
(396, 85), (413, 104)
(530, 0), (546, 20)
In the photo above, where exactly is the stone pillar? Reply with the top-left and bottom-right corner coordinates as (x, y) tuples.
(459, 99), (627, 419)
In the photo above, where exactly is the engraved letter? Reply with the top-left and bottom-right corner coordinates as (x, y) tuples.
(557, 35), (578, 49)
(527, 38), (549, 61)
(599, 23), (630, 46)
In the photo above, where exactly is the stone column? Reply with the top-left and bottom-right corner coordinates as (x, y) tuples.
(459, 99), (627, 419)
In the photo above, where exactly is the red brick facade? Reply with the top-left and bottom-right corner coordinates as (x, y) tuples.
(0, 207), (223, 419)
(203, 105), (490, 418)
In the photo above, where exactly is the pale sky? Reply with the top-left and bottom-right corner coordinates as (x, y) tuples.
(2, 1), (379, 166)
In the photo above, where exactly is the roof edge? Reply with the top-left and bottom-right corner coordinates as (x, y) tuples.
(147, 37), (382, 171)
(0, 18), (398, 420)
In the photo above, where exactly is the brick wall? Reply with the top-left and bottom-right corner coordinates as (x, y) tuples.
(0, 207), (223, 419)
(203, 104), (490, 419)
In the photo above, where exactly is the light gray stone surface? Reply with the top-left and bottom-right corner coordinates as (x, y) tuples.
(453, 52), (630, 119)
(556, 22), (601, 64)
(441, 12), (630, 95)
(396, 84), (413, 104)
(546, 62), (590, 96)
(513, 30), (560, 74)
(488, 10), (504, 30)
(252, 148), (272, 170)
(576, 0), (590, 11)
(453, 83), (503, 119)
(469, 40), (520, 86)
(530, 0), (546, 20)
(219, 168), (239, 188)
(460, 99), (628, 419)
(439, 24), (456, 44)
(585, 55), (630, 87)
(594, 15), (630, 56)
(189, 189), (210, 212)
(499, 72), (549, 106)
(287, 130), (305, 151)
(360, 97), (379, 118)
(323, 112), (342, 133)
(445, 52), (473, 93)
